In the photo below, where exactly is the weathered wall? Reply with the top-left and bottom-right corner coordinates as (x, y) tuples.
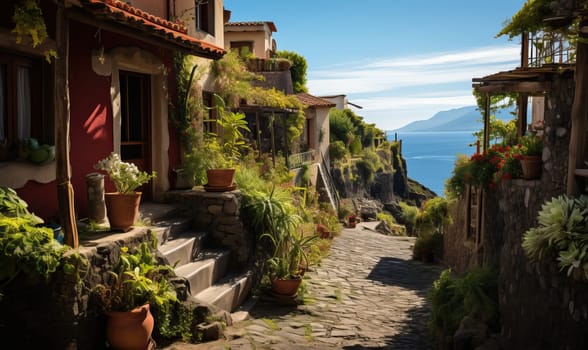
(443, 73), (588, 348)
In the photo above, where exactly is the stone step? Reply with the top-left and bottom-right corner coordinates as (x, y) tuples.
(139, 202), (181, 223)
(193, 271), (253, 312)
(158, 231), (209, 267)
(174, 250), (231, 295)
(150, 217), (193, 247)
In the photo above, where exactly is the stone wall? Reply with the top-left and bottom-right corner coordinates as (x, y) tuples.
(443, 73), (588, 348)
(166, 189), (253, 270)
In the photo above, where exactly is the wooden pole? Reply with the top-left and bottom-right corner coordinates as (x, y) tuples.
(55, 0), (79, 248)
(567, 30), (588, 195)
(483, 93), (490, 151)
(517, 94), (529, 138)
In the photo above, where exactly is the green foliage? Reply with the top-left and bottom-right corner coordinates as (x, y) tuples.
(428, 268), (499, 349)
(522, 195), (588, 279)
(329, 140), (348, 162)
(212, 50), (260, 107)
(497, 0), (554, 38)
(329, 109), (356, 144)
(93, 242), (177, 313)
(0, 187), (86, 301)
(399, 202), (419, 234)
(474, 115), (518, 147)
(413, 231), (443, 262)
(349, 137), (362, 155)
(213, 94), (251, 167)
(171, 53), (205, 150)
(12, 0), (56, 62)
(0, 186), (42, 224)
(275, 50), (308, 93)
(418, 197), (451, 234)
(520, 132), (543, 156)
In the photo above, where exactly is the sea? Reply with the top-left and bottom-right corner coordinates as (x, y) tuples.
(386, 131), (479, 196)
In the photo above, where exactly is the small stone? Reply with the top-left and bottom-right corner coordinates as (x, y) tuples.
(195, 321), (224, 341)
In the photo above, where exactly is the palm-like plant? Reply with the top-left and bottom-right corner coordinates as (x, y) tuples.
(245, 187), (317, 279)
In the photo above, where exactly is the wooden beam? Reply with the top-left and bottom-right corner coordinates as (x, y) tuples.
(55, 0), (78, 248)
(567, 33), (588, 195)
(474, 81), (550, 94)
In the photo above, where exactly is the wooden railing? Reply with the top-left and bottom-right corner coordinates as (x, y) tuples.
(288, 150), (315, 169)
(527, 31), (575, 67)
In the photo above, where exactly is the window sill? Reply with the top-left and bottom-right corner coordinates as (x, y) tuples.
(0, 161), (56, 189)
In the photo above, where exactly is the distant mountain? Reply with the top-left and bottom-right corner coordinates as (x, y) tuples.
(391, 105), (515, 133)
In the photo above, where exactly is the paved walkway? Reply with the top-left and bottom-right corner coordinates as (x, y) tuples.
(169, 223), (442, 349)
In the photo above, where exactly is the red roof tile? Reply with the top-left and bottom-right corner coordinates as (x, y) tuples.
(79, 0), (225, 59)
(225, 21), (277, 32)
(296, 93), (336, 108)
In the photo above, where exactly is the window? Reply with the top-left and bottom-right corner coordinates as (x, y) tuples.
(195, 0), (215, 35)
(0, 52), (47, 161)
(230, 41), (253, 56)
(202, 91), (217, 134)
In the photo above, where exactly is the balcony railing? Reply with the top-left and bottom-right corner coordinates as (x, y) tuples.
(288, 150), (315, 169)
(527, 31), (575, 67)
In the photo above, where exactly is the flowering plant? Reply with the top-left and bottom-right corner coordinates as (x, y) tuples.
(446, 144), (523, 196)
(94, 152), (156, 194)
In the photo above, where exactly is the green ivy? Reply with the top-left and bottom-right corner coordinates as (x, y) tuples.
(12, 0), (56, 62)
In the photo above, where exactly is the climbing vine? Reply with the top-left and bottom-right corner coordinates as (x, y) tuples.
(12, 0), (56, 62)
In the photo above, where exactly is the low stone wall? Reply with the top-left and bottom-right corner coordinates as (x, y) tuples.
(165, 189), (254, 270)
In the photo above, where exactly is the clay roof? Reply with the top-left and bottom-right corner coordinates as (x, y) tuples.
(225, 21), (277, 32)
(296, 93), (336, 108)
(77, 0), (225, 59)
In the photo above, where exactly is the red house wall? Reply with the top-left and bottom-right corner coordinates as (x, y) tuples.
(17, 18), (182, 221)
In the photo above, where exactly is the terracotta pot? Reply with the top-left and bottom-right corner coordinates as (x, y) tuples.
(520, 155), (542, 180)
(106, 304), (154, 350)
(205, 168), (235, 189)
(271, 277), (302, 296)
(104, 192), (141, 232)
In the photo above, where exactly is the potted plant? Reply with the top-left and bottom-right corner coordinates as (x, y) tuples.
(519, 133), (543, 180)
(203, 94), (250, 191)
(246, 188), (317, 297)
(93, 242), (177, 350)
(94, 152), (156, 232)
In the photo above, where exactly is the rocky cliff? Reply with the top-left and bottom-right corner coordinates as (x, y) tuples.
(332, 143), (436, 215)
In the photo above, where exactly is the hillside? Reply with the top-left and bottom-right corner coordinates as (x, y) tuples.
(392, 105), (515, 133)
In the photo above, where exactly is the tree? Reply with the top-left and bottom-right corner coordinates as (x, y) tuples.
(275, 50), (308, 93)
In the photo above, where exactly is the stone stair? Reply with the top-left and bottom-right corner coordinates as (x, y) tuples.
(140, 202), (253, 313)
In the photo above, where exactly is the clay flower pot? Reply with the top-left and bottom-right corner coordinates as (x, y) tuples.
(520, 155), (542, 180)
(106, 304), (154, 350)
(205, 168), (236, 191)
(104, 192), (141, 232)
(271, 277), (302, 297)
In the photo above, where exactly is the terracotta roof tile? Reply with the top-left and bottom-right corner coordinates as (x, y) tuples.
(225, 21), (277, 32)
(296, 93), (336, 108)
(80, 0), (225, 58)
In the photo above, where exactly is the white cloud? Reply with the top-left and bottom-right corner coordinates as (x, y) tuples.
(306, 45), (520, 130)
(307, 45), (520, 95)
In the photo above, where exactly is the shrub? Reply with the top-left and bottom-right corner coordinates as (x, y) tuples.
(399, 202), (419, 235)
(428, 268), (499, 349)
(329, 140), (348, 162)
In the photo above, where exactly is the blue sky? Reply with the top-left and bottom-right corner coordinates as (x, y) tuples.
(223, 0), (528, 130)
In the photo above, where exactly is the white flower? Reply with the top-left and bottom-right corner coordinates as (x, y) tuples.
(94, 152), (156, 194)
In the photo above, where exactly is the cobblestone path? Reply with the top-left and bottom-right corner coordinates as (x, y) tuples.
(169, 224), (442, 349)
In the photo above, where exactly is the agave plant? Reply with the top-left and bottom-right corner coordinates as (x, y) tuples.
(522, 195), (588, 279)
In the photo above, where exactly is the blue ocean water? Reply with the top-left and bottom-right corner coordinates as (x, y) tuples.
(387, 131), (478, 196)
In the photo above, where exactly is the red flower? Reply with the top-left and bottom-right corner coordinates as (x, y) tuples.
(502, 173), (512, 180)
(489, 181), (495, 189)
